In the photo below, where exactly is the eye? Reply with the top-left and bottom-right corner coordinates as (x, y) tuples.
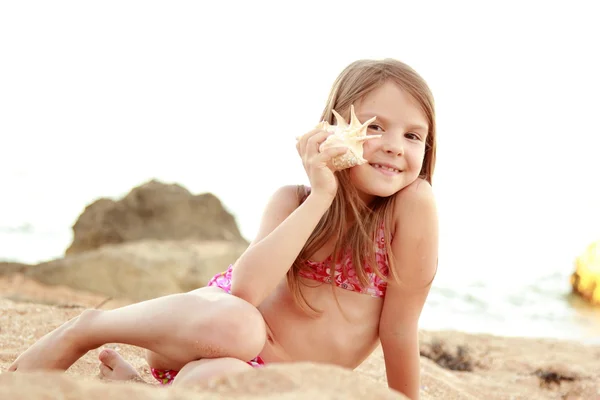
(405, 132), (422, 141)
(368, 124), (384, 133)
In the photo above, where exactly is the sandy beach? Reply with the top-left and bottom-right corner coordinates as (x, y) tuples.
(1, 273), (599, 400)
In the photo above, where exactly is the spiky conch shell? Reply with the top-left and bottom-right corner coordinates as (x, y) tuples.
(317, 105), (381, 171)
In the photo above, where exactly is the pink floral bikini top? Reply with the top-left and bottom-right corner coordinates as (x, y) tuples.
(297, 187), (390, 298)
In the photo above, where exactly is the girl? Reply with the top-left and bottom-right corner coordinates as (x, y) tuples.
(9, 58), (438, 400)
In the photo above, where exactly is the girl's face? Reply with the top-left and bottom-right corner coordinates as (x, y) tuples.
(348, 81), (429, 203)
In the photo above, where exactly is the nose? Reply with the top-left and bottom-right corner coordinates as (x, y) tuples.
(382, 138), (404, 156)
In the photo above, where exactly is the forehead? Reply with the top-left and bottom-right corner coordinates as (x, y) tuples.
(355, 81), (429, 131)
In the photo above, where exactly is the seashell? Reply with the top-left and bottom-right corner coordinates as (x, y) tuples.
(318, 105), (381, 170)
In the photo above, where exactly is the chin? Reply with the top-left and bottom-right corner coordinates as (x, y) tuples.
(358, 184), (404, 200)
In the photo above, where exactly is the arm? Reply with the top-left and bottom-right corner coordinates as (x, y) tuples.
(379, 179), (439, 400)
(230, 185), (332, 307)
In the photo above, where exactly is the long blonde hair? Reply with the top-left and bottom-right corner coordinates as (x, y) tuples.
(287, 59), (437, 314)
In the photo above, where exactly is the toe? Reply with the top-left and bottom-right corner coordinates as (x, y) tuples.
(98, 362), (113, 378)
(98, 348), (123, 369)
(97, 348), (141, 382)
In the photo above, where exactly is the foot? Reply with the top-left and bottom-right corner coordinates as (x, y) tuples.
(98, 348), (143, 382)
(8, 314), (90, 372)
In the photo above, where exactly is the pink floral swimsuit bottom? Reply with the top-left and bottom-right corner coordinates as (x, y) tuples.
(150, 265), (265, 385)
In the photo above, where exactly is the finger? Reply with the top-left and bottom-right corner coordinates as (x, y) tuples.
(295, 122), (327, 141)
(296, 120), (333, 156)
(315, 146), (349, 166)
(295, 127), (320, 143)
(306, 130), (333, 155)
(296, 127), (323, 157)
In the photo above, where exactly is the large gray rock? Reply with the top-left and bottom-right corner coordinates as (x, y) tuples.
(66, 180), (247, 255)
(27, 240), (248, 301)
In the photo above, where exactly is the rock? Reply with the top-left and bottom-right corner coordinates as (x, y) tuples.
(0, 273), (132, 309)
(66, 180), (247, 255)
(0, 363), (407, 399)
(27, 240), (247, 301)
(570, 240), (600, 306)
(0, 262), (29, 277)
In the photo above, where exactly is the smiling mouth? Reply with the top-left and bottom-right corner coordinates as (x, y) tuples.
(370, 163), (401, 173)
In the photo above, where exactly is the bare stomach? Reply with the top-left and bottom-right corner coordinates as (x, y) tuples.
(257, 278), (383, 369)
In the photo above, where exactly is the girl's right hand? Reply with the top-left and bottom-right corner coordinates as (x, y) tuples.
(296, 127), (349, 200)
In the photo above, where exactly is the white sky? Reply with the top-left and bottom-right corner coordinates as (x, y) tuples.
(1, 1), (599, 282)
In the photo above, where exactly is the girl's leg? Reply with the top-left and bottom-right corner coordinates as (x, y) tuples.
(145, 348), (187, 371)
(96, 349), (253, 386)
(172, 358), (253, 387)
(8, 287), (267, 372)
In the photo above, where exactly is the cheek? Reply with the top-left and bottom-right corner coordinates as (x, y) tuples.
(362, 141), (377, 158)
(349, 163), (370, 183)
(409, 145), (426, 164)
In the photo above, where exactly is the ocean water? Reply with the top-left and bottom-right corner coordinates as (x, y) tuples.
(2, 1), (600, 344)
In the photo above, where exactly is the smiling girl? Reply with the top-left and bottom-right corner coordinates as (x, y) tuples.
(10, 58), (438, 400)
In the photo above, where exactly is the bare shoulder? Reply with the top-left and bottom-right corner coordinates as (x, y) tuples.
(392, 178), (436, 216)
(389, 178), (438, 287)
(268, 184), (304, 209)
(247, 185), (303, 247)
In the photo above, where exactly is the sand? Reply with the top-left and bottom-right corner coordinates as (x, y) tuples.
(1, 273), (599, 400)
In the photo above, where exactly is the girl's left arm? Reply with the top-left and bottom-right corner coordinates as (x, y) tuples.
(379, 179), (439, 400)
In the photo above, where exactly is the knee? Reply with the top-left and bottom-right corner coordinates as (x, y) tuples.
(176, 291), (267, 361)
(215, 300), (267, 360)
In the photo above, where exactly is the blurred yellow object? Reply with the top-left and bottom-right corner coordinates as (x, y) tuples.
(571, 240), (600, 305)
